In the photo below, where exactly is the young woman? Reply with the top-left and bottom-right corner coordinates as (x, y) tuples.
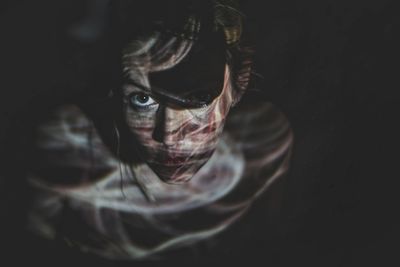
(26, 0), (293, 259)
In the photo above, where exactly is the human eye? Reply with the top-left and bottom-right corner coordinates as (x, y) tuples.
(183, 89), (215, 110)
(129, 93), (158, 109)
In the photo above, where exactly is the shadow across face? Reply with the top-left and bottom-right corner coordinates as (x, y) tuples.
(126, 64), (233, 184)
(117, 28), (234, 184)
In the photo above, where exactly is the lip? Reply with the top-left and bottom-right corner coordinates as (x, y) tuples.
(144, 149), (216, 183)
(152, 156), (196, 166)
(163, 157), (187, 166)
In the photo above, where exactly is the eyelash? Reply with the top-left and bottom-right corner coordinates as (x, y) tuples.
(128, 93), (159, 110)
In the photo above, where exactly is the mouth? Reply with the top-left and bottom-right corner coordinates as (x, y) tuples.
(147, 151), (215, 184)
(149, 150), (214, 166)
(148, 162), (200, 184)
(160, 156), (190, 166)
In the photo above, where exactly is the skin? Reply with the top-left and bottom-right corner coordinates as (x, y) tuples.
(122, 66), (234, 184)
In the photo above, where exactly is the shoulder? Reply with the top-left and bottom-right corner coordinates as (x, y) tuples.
(222, 93), (294, 199)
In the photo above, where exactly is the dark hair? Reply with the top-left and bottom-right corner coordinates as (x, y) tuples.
(109, 0), (253, 106)
(81, 0), (253, 162)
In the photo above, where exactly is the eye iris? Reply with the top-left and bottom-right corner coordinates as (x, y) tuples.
(136, 94), (149, 104)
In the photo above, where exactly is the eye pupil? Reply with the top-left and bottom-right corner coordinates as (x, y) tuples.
(136, 94), (149, 103)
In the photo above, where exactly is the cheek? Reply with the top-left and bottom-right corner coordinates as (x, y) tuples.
(208, 87), (233, 131)
(180, 88), (234, 144)
(124, 107), (156, 143)
(186, 105), (227, 144)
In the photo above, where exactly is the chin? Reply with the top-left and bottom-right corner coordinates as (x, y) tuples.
(149, 160), (208, 184)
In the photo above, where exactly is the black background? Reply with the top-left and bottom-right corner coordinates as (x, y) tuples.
(0, 0), (399, 266)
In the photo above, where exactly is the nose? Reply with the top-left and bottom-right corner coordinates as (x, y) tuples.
(152, 107), (186, 146)
(163, 107), (186, 146)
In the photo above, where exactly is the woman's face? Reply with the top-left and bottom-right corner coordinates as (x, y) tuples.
(122, 65), (234, 184)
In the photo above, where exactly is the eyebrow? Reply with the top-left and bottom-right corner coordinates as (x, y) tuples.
(125, 78), (203, 108)
(124, 78), (152, 93)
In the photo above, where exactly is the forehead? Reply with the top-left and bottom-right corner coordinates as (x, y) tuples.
(149, 33), (226, 94)
(123, 32), (227, 105)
